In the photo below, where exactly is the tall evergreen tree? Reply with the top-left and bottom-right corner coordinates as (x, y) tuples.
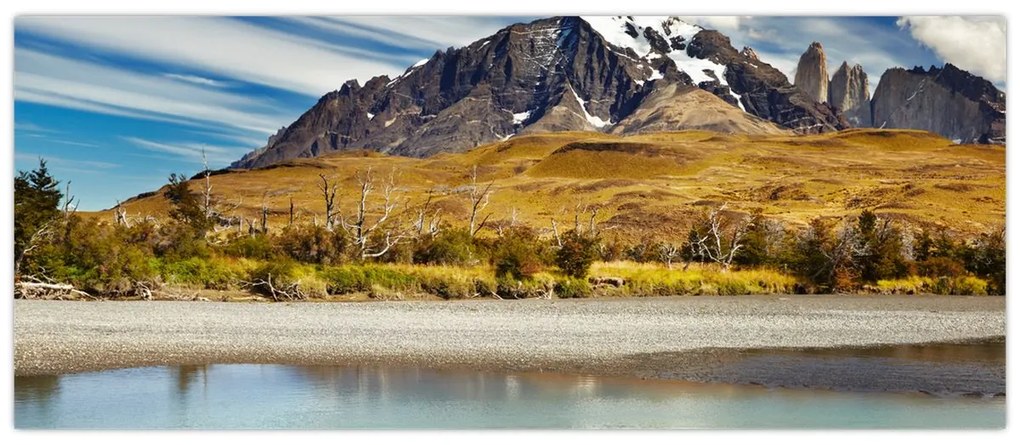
(14, 158), (63, 270)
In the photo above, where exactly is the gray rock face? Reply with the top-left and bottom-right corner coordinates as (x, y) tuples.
(233, 17), (669, 168)
(230, 18), (1005, 170)
(231, 16), (851, 169)
(872, 64), (1005, 144)
(687, 31), (843, 134)
(794, 42), (829, 104)
(829, 62), (872, 127)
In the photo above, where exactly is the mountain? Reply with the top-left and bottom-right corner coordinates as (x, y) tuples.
(232, 16), (835, 169)
(829, 62), (872, 127)
(872, 64), (1006, 144)
(232, 16), (1005, 169)
(794, 42), (829, 104)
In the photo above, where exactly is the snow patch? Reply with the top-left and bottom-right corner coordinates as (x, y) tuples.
(412, 58), (429, 68)
(367, 112), (375, 120)
(568, 85), (613, 128)
(384, 118), (396, 128)
(512, 110), (533, 125)
(581, 16), (744, 111)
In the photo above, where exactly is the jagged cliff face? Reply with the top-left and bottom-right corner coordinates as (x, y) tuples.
(232, 16), (832, 169)
(794, 42), (829, 104)
(872, 64), (1005, 144)
(236, 17), (655, 167)
(589, 16), (842, 134)
(231, 17), (1003, 170)
(686, 31), (843, 134)
(829, 62), (872, 127)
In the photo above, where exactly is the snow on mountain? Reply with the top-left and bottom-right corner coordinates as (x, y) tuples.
(581, 16), (742, 106)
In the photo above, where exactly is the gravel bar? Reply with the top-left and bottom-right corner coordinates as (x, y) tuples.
(14, 295), (1006, 388)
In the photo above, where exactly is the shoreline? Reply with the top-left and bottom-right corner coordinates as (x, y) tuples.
(14, 295), (1005, 394)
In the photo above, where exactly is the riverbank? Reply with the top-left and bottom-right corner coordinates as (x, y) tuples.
(13, 295), (1005, 394)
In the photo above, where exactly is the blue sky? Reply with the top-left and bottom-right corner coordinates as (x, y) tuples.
(13, 15), (1005, 210)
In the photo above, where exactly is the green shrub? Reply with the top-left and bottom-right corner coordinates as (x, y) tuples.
(319, 266), (367, 294)
(413, 229), (476, 266)
(274, 225), (349, 265)
(554, 277), (592, 298)
(952, 276), (989, 296)
(320, 265), (417, 295)
(157, 256), (244, 289)
(248, 260), (304, 299)
(915, 257), (966, 278)
(555, 230), (599, 278)
(492, 228), (546, 281)
(220, 234), (278, 260)
(153, 222), (211, 260)
(418, 274), (473, 299)
(26, 215), (158, 294)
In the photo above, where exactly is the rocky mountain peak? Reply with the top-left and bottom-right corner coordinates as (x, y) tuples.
(221, 16), (1006, 171)
(739, 46), (759, 61)
(873, 63), (1005, 144)
(829, 61), (871, 126)
(794, 41), (829, 103)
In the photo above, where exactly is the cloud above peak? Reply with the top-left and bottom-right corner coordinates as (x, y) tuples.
(897, 16), (1006, 83)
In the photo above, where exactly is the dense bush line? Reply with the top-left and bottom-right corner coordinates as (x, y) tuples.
(13, 160), (1005, 299)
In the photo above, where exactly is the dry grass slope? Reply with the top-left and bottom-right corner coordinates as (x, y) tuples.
(103, 129), (1005, 242)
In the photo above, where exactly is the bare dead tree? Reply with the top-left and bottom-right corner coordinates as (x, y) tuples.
(62, 181), (78, 216)
(587, 206), (600, 236)
(318, 173), (340, 230)
(467, 165), (493, 238)
(412, 189), (442, 238)
(688, 204), (752, 271)
(289, 196), (295, 226)
(658, 242), (682, 269)
(14, 221), (54, 276)
(259, 192), (270, 234)
(495, 207), (519, 237)
(550, 219), (563, 247)
(242, 274), (306, 301)
(201, 148), (213, 220)
(114, 200), (129, 227)
(339, 167), (407, 258)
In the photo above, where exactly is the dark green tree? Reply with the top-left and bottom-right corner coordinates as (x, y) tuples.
(853, 210), (909, 283)
(14, 158), (63, 272)
(163, 173), (212, 237)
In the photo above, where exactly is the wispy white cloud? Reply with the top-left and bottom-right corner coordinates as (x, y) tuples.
(15, 16), (411, 96)
(122, 136), (249, 165)
(25, 136), (102, 148)
(15, 48), (294, 135)
(897, 16), (1006, 84)
(15, 152), (120, 171)
(14, 121), (58, 134)
(321, 16), (526, 50)
(163, 73), (231, 88)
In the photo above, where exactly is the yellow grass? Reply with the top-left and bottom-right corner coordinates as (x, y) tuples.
(591, 261), (797, 296)
(99, 129), (1005, 243)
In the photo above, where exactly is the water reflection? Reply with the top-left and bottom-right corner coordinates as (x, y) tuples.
(174, 365), (208, 394)
(14, 359), (1006, 429)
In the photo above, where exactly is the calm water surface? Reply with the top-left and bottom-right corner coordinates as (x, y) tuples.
(15, 363), (1004, 429)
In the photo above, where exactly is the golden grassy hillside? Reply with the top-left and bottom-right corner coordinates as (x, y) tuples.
(104, 129), (1005, 242)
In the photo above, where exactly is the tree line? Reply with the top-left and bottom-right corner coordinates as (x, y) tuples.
(13, 158), (1006, 299)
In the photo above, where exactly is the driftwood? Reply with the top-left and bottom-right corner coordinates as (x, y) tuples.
(242, 273), (306, 301)
(15, 277), (94, 300)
